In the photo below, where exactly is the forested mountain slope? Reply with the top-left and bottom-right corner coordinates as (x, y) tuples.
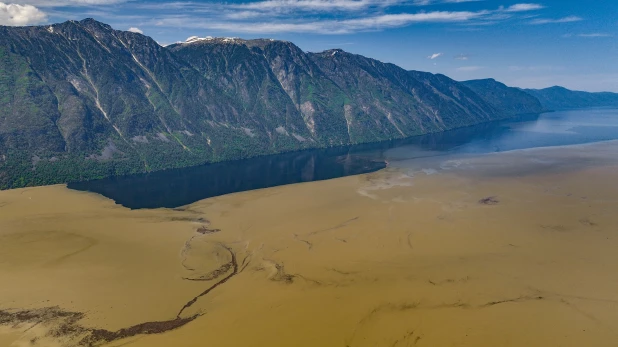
(0, 19), (543, 188)
(462, 79), (545, 115)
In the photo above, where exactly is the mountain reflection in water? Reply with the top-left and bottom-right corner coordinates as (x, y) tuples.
(69, 108), (618, 209)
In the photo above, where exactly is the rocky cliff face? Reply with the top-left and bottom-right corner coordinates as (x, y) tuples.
(308, 50), (504, 144)
(0, 19), (535, 189)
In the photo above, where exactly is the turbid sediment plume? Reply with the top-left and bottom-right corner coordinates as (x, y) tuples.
(1, 141), (618, 347)
(0, 207), (241, 346)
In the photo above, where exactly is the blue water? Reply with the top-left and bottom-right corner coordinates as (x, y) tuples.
(366, 108), (618, 163)
(68, 108), (618, 209)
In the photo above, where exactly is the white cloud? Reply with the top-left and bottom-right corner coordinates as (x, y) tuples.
(233, 0), (404, 12)
(128, 26), (143, 34)
(454, 54), (469, 60)
(509, 65), (564, 72)
(340, 11), (486, 28)
(529, 16), (583, 24)
(414, 0), (482, 5)
(8, 0), (127, 6)
(64, 0), (126, 3)
(504, 3), (544, 12)
(0, 2), (47, 26)
(12, 0), (564, 36)
(456, 66), (484, 71)
(153, 10), (488, 34)
(225, 10), (265, 19)
(563, 33), (613, 38)
(427, 52), (443, 59)
(577, 33), (613, 38)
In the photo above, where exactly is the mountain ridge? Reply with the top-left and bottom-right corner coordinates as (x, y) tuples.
(523, 86), (618, 110)
(461, 78), (546, 115)
(0, 18), (614, 189)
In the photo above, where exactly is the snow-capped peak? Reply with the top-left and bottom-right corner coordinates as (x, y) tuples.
(184, 36), (213, 44)
(181, 36), (243, 45)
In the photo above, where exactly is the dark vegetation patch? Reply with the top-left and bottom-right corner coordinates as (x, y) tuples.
(0, 307), (200, 346)
(482, 295), (544, 307)
(478, 196), (499, 205)
(81, 315), (199, 346)
(197, 226), (220, 234)
(183, 263), (233, 281)
(270, 262), (296, 284)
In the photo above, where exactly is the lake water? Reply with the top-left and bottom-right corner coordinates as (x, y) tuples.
(68, 108), (618, 209)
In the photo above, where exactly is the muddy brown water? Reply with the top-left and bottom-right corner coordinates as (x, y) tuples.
(2, 141), (618, 346)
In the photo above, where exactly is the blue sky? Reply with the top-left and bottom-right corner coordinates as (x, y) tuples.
(1, 0), (616, 92)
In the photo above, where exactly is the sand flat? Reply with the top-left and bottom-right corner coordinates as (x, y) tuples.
(1, 143), (618, 346)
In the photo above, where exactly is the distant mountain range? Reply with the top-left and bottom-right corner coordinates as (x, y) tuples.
(523, 86), (618, 110)
(1, 19), (617, 189)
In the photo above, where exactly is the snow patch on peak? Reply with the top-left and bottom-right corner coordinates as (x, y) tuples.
(321, 49), (344, 57)
(181, 36), (244, 45)
(184, 36), (214, 44)
(47, 26), (54, 33)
